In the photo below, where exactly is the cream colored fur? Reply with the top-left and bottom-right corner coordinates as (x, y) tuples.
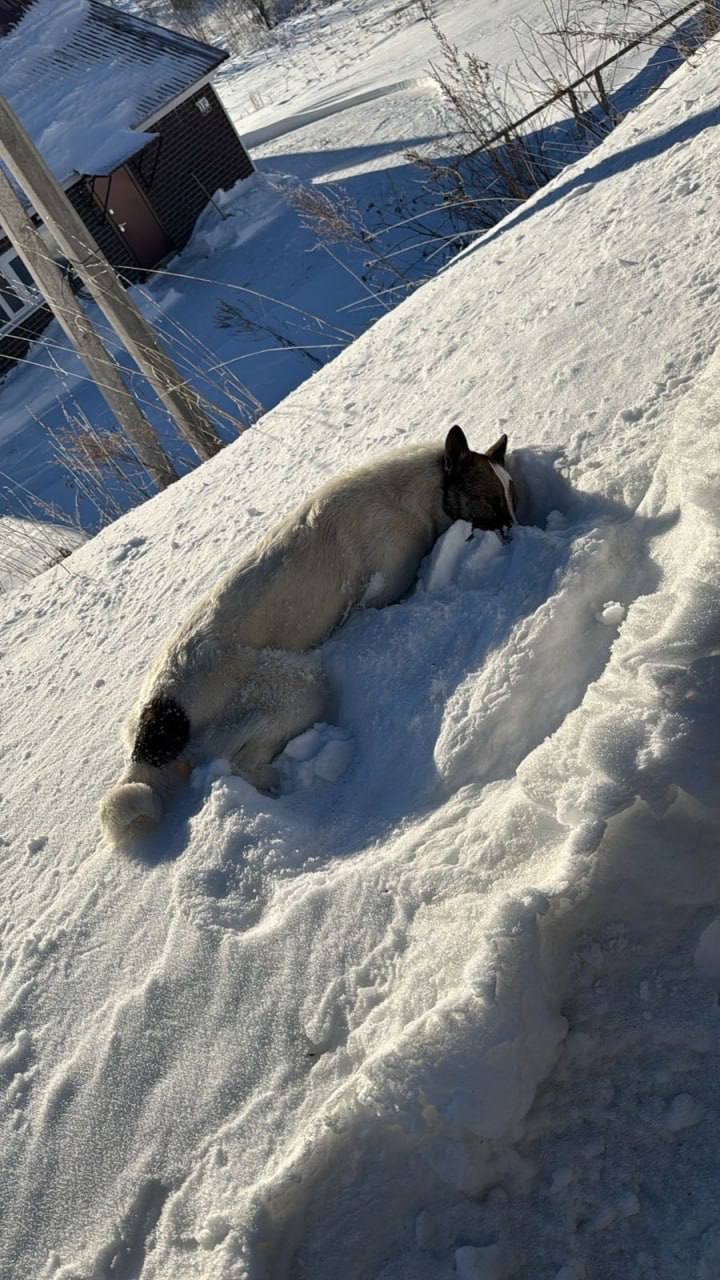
(101, 444), (455, 844)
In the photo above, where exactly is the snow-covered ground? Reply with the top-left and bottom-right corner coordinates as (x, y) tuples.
(0, 171), (373, 526)
(213, 0), (688, 176)
(0, 515), (85, 592)
(0, 0), (689, 532)
(218, 0), (538, 152)
(1, 21), (720, 1280)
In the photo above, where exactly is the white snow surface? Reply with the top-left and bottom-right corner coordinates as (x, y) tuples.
(218, 0), (682, 180)
(2, 32), (720, 1280)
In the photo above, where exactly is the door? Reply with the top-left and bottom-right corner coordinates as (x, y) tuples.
(92, 166), (173, 270)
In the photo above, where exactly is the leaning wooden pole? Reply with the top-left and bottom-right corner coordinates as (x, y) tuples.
(0, 95), (224, 462)
(0, 167), (179, 491)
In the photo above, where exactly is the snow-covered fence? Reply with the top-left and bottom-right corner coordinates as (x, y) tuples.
(468, 0), (720, 156)
(411, 0), (720, 242)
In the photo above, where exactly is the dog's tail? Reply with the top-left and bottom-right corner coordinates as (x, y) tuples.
(100, 694), (191, 846)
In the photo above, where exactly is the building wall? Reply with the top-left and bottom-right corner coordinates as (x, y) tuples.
(0, 304), (53, 378)
(129, 85), (254, 253)
(66, 181), (130, 275)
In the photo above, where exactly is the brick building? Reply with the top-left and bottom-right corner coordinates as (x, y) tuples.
(0, 0), (254, 374)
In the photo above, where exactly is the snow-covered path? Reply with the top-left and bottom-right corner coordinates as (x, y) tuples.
(1, 28), (720, 1280)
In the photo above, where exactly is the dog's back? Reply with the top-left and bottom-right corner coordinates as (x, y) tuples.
(101, 430), (516, 845)
(176, 444), (446, 656)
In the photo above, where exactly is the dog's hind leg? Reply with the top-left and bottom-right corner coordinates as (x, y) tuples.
(210, 650), (334, 793)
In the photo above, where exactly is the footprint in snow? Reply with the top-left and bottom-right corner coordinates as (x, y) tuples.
(108, 536), (147, 565)
(174, 728), (354, 934)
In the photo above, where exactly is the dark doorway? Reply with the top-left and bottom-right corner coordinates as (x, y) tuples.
(92, 166), (174, 270)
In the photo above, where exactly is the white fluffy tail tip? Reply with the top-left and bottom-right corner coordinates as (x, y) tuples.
(100, 781), (164, 846)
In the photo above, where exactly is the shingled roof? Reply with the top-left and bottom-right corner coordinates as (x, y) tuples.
(0, 2), (36, 35)
(0, 0), (229, 182)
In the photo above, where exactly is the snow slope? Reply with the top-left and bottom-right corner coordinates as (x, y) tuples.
(219, 0), (684, 179)
(0, 172), (371, 528)
(0, 0), (689, 532)
(1, 31), (720, 1280)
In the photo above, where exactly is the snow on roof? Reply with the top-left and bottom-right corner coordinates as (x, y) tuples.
(0, 0), (227, 183)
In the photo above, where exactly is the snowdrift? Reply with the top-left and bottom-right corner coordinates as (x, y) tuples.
(1, 35), (719, 1280)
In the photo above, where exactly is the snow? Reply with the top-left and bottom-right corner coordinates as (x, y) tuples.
(694, 915), (720, 984)
(0, 0), (220, 184)
(0, 0), (691, 527)
(596, 600), (626, 627)
(219, 0), (684, 184)
(0, 171), (373, 523)
(664, 1092), (704, 1131)
(1, 5), (720, 1280)
(455, 1243), (508, 1280)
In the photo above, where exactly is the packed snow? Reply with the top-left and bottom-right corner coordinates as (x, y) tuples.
(1, 7), (720, 1280)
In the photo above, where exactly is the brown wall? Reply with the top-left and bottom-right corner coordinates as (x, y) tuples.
(128, 85), (254, 257)
(66, 181), (130, 273)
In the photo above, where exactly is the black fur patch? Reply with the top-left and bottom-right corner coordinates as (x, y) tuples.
(441, 460), (463, 523)
(131, 695), (190, 767)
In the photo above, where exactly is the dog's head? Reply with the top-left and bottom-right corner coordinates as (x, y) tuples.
(442, 425), (517, 541)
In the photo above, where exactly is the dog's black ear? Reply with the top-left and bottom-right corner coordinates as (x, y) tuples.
(444, 425), (470, 473)
(484, 433), (508, 465)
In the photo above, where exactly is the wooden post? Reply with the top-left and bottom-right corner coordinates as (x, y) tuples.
(593, 69), (614, 122)
(702, 0), (720, 32)
(0, 95), (224, 462)
(566, 87), (586, 136)
(0, 167), (179, 490)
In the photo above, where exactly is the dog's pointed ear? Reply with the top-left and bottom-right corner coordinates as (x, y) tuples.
(444, 425), (470, 473)
(485, 433), (508, 465)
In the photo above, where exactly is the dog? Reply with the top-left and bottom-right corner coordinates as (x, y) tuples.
(100, 425), (516, 845)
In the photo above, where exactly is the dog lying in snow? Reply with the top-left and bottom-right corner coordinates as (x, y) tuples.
(100, 426), (517, 845)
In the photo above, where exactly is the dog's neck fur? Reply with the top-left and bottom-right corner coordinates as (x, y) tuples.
(432, 451), (457, 534)
(440, 459), (464, 525)
(373, 447), (454, 538)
